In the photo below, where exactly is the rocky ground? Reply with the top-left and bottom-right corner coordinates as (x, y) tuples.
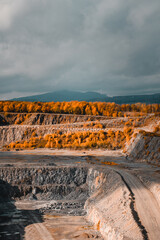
(0, 150), (160, 240)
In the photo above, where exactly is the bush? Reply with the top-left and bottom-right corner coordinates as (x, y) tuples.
(4, 129), (129, 150)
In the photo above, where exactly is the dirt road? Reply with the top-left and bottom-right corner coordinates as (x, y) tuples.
(118, 170), (160, 240)
(24, 213), (102, 240)
(24, 212), (54, 240)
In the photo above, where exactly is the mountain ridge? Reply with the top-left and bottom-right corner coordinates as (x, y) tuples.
(11, 90), (160, 104)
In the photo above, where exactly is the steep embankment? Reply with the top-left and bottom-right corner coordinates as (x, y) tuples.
(85, 168), (143, 240)
(0, 113), (106, 126)
(0, 125), (122, 148)
(0, 165), (143, 240)
(0, 125), (60, 147)
(126, 133), (160, 164)
(0, 166), (88, 202)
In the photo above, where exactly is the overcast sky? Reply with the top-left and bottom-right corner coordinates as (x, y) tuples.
(0, 0), (160, 99)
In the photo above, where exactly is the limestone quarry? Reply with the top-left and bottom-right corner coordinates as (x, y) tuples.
(0, 112), (160, 240)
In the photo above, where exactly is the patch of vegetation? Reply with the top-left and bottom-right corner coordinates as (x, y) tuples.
(4, 128), (134, 150)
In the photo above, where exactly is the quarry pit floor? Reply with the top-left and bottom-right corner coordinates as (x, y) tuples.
(0, 150), (160, 240)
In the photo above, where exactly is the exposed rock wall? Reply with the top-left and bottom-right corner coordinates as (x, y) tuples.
(126, 133), (160, 163)
(0, 113), (103, 126)
(0, 166), (88, 201)
(0, 125), (59, 147)
(0, 125), (93, 147)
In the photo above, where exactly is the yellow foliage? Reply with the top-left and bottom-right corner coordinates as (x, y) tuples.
(1, 101), (159, 116)
(5, 129), (129, 150)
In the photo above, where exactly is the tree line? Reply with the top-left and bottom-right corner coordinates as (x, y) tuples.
(0, 101), (160, 117)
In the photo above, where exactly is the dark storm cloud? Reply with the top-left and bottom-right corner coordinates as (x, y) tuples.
(0, 0), (160, 99)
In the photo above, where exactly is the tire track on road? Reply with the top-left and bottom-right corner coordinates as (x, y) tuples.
(117, 170), (160, 240)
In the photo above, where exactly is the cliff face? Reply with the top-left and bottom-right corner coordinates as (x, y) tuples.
(0, 166), (88, 201)
(0, 125), (59, 147)
(126, 133), (160, 163)
(0, 113), (103, 126)
(0, 166), (108, 202)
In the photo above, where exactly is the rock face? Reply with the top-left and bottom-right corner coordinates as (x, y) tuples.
(0, 125), (72, 147)
(0, 113), (103, 126)
(0, 166), (88, 201)
(126, 133), (160, 163)
(0, 165), (143, 240)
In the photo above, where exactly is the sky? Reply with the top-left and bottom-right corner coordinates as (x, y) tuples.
(0, 0), (160, 100)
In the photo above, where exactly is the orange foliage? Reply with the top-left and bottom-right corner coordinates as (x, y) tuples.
(4, 129), (134, 150)
(0, 101), (159, 116)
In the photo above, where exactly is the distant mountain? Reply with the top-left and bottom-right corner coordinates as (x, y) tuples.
(112, 93), (160, 104)
(11, 90), (160, 104)
(12, 90), (108, 102)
